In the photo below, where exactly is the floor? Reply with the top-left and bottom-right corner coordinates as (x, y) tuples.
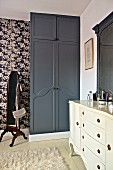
(0, 131), (86, 170)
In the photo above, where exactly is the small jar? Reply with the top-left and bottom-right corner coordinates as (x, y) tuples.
(87, 94), (90, 100)
(89, 91), (93, 100)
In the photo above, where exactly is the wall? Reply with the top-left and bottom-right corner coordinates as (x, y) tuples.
(0, 18), (30, 129)
(80, 0), (113, 99)
(0, 0), (91, 20)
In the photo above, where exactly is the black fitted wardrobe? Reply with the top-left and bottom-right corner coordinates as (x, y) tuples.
(30, 13), (80, 134)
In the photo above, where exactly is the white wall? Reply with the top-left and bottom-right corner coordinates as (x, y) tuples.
(0, 0), (91, 20)
(80, 0), (113, 99)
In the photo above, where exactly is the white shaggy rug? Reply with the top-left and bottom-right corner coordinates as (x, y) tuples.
(0, 147), (69, 170)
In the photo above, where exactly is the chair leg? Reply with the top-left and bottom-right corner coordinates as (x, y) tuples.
(9, 130), (27, 147)
(0, 129), (8, 142)
(9, 131), (20, 147)
(20, 130), (27, 140)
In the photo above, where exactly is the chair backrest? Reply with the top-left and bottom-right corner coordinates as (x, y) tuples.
(7, 71), (20, 125)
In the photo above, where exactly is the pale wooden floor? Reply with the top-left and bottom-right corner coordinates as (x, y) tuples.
(0, 132), (86, 170)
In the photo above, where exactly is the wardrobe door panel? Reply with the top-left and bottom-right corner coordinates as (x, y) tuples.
(30, 40), (56, 133)
(56, 91), (70, 131)
(57, 42), (80, 97)
(56, 42), (80, 131)
(57, 16), (80, 42)
(31, 13), (56, 40)
(33, 91), (55, 133)
(33, 40), (55, 95)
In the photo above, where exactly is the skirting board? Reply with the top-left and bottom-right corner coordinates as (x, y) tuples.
(29, 131), (70, 142)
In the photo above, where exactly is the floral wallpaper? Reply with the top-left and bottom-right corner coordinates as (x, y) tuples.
(0, 18), (30, 129)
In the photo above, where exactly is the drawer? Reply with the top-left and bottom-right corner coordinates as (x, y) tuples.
(81, 143), (105, 170)
(81, 108), (105, 129)
(81, 129), (105, 163)
(82, 118), (105, 145)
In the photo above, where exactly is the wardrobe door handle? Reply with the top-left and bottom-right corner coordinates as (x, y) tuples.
(53, 87), (59, 90)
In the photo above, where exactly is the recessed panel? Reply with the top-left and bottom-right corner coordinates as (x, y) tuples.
(57, 17), (80, 42)
(34, 91), (55, 133)
(58, 42), (80, 98)
(31, 14), (56, 40)
(33, 40), (55, 95)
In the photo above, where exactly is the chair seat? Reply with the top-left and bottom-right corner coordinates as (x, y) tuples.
(13, 108), (26, 119)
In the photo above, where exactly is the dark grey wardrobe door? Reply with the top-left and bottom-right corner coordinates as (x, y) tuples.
(57, 16), (80, 42)
(56, 42), (80, 131)
(30, 40), (56, 134)
(30, 13), (56, 40)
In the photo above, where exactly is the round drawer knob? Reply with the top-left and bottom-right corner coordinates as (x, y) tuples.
(82, 148), (84, 152)
(97, 119), (100, 123)
(83, 124), (84, 127)
(82, 111), (84, 115)
(97, 149), (100, 154)
(76, 122), (79, 126)
(107, 144), (111, 151)
(97, 133), (100, 138)
(82, 135), (84, 139)
(97, 165), (100, 169)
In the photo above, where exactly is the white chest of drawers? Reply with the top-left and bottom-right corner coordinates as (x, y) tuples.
(69, 100), (113, 170)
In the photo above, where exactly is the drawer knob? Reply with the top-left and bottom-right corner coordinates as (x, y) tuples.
(97, 133), (100, 138)
(97, 119), (100, 123)
(107, 144), (111, 151)
(82, 148), (84, 152)
(82, 111), (84, 115)
(82, 135), (84, 139)
(97, 149), (100, 154)
(97, 165), (100, 169)
(76, 122), (79, 126)
(83, 124), (84, 127)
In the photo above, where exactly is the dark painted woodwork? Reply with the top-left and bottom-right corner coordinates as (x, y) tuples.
(0, 71), (27, 147)
(31, 13), (56, 40)
(30, 13), (80, 134)
(56, 42), (80, 131)
(0, 125), (27, 147)
(30, 40), (56, 133)
(57, 16), (80, 42)
(93, 11), (113, 92)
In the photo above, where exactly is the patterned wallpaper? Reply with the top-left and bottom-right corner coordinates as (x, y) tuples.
(0, 18), (30, 129)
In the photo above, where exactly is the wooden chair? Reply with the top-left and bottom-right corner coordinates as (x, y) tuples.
(0, 71), (27, 147)
(0, 108), (27, 147)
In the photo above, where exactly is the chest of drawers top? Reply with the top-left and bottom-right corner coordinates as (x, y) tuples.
(70, 100), (113, 119)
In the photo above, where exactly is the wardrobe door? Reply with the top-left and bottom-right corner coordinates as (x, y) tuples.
(57, 16), (80, 42)
(30, 40), (56, 134)
(56, 42), (80, 131)
(31, 13), (56, 40)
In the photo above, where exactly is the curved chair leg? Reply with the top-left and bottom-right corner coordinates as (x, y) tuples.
(0, 129), (8, 142)
(9, 131), (19, 147)
(9, 130), (27, 147)
(20, 130), (27, 139)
